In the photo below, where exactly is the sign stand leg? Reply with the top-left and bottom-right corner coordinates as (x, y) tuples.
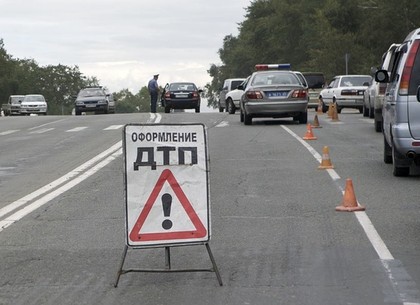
(165, 246), (171, 269)
(206, 243), (223, 286)
(114, 245), (128, 288)
(113, 243), (222, 287)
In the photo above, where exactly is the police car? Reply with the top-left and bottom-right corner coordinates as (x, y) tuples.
(238, 64), (308, 125)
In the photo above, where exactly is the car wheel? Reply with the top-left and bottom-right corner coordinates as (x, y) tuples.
(337, 107), (342, 113)
(363, 104), (369, 117)
(375, 119), (382, 132)
(164, 106), (170, 113)
(218, 102), (224, 112)
(227, 98), (236, 114)
(295, 111), (307, 124)
(244, 109), (252, 125)
(75, 110), (81, 116)
(384, 136), (392, 164)
(392, 146), (410, 176)
(320, 98), (328, 113)
(369, 106), (374, 118)
(195, 106), (200, 113)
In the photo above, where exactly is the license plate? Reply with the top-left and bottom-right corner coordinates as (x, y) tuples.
(176, 94), (188, 98)
(267, 91), (288, 98)
(86, 104), (96, 108)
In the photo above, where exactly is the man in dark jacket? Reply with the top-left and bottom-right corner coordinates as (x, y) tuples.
(148, 74), (159, 113)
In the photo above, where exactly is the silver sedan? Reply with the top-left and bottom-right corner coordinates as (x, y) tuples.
(239, 66), (308, 125)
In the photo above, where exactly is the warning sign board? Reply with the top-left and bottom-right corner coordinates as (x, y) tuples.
(123, 124), (209, 247)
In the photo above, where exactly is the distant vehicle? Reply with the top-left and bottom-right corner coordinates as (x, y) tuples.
(161, 82), (202, 113)
(239, 64), (308, 125)
(319, 75), (372, 113)
(302, 72), (325, 109)
(218, 78), (246, 112)
(362, 70), (376, 119)
(1, 95), (25, 116)
(225, 77), (250, 114)
(375, 28), (420, 176)
(74, 87), (115, 115)
(20, 94), (47, 115)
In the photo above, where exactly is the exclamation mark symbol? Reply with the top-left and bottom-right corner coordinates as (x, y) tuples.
(161, 193), (173, 230)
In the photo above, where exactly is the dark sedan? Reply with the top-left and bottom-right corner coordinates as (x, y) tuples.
(161, 82), (202, 113)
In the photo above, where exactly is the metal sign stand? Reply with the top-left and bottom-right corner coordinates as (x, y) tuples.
(114, 243), (223, 287)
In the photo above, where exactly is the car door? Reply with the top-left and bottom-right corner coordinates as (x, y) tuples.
(322, 78), (338, 103)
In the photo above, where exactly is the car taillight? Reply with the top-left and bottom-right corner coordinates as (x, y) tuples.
(246, 91), (264, 99)
(165, 91), (171, 98)
(399, 39), (420, 95)
(341, 89), (358, 95)
(192, 91), (199, 98)
(291, 89), (307, 98)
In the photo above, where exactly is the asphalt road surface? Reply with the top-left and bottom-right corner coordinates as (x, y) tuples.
(1, 109), (420, 305)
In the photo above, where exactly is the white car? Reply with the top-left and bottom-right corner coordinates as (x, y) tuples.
(20, 94), (48, 115)
(320, 75), (372, 113)
(225, 76), (249, 114)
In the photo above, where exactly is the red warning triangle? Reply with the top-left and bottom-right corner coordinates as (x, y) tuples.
(129, 169), (207, 242)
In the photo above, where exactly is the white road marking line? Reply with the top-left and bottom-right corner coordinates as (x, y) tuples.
(281, 124), (420, 305)
(215, 121), (229, 127)
(66, 126), (88, 132)
(29, 128), (55, 134)
(104, 125), (124, 130)
(0, 130), (19, 135)
(0, 141), (122, 219)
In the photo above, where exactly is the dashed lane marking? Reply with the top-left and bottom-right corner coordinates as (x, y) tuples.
(66, 127), (88, 132)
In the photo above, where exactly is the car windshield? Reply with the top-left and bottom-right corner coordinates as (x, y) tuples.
(169, 83), (196, 91)
(79, 89), (105, 97)
(10, 97), (24, 104)
(24, 96), (44, 102)
(339, 76), (372, 87)
(303, 74), (325, 89)
(252, 72), (300, 86)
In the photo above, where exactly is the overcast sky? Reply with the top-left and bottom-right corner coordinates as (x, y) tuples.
(0, 0), (250, 93)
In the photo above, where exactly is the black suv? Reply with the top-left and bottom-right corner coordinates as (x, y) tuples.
(74, 87), (115, 115)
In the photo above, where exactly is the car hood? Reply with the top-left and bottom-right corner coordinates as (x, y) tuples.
(21, 101), (47, 105)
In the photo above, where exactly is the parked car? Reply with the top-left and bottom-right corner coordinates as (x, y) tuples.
(362, 72), (376, 118)
(161, 82), (202, 113)
(319, 75), (372, 113)
(371, 43), (400, 132)
(74, 87), (115, 115)
(20, 94), (47, 115)
(225, 77), (249, 114)
(375, 28), (420, 176)
(239, 64), (308, 125)
(218, 78), (246, 112)
(302, 72), (325, 109)
(1, 95), (25, 116)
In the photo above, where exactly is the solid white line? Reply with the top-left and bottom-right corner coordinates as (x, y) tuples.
(0, 148), (122, 232)
(0, 141), (122, 219)
(104, 125), (124, 130)
(281, 125), (394, 260)
(0, 130), (19, 136)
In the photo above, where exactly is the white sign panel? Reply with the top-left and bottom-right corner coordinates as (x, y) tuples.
(123, 124), (209, 248)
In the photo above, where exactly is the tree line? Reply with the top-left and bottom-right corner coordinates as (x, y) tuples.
(204, 0), (420, 106)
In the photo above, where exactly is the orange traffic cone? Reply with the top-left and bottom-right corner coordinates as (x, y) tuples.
(331, 103), (340, 122)
(303, 123), (317, 140)
(318, 146), (334, 169)
(335, 179), (365, 212)
(316, 99), (323, 114)
(311, 114), (322, 128)
(327, 103), (334, 118)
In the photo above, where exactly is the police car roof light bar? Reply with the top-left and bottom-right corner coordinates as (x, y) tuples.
(255, 64), (291, 71)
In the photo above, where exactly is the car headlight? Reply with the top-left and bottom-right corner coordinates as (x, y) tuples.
(97, 99), (107, 105)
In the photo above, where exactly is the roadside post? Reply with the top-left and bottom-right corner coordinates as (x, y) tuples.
(115, 123), (222, 287)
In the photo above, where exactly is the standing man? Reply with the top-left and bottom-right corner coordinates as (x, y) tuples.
(148, 74), (159, 113)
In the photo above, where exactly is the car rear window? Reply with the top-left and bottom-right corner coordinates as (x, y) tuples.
(231, 80), (243, 90)
(409, 43), (420, 95)
(339, 76), (371, 87)
(303, 73), (325, 89)
(252, 72), (300, 86)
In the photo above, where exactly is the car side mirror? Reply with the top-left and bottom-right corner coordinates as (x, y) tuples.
(375, 70), (389, 83)
(417, 86), (420, 102)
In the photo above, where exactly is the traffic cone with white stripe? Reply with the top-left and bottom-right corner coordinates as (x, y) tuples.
(316, 99), (323, 114)
(318, 146), (334, 169)
(331, 102), (340, 122)
(303, 123), (317, 140)
(336, 178), (365, 212)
